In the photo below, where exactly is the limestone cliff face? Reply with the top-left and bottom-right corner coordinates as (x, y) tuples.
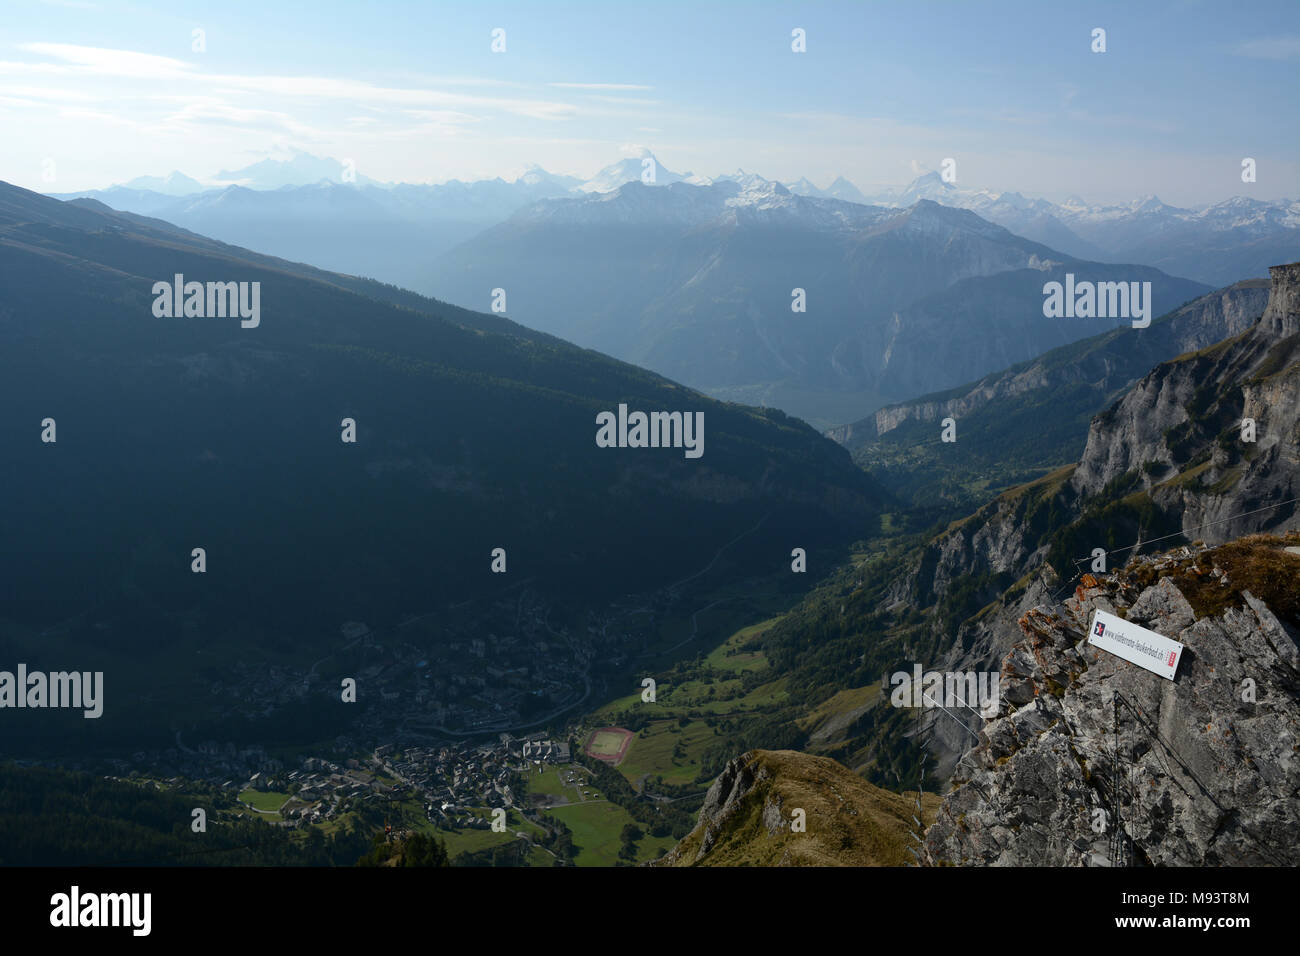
(1072, 262), (1300, 523)
(829, 278), (1269, 447)
(924, 536), (1300, 866)
(1260, 261), (1300, 339)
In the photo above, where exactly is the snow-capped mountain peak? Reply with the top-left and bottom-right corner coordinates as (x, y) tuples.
(724, 177), (793, 210)
(577, 151), (684, 193)
(120, 170), (206, 196)
(786, 176), (823, 196)
(514, 165), (583, 189)
(824, 176), (867, 203)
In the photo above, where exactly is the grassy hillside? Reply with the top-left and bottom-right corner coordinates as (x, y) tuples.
(658, 749), (940, 867)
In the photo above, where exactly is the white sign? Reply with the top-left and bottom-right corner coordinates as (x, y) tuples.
(1087, 609), (1184, 680)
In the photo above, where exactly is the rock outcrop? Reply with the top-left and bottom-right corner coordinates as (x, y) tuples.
(925, 535), (1300, 866)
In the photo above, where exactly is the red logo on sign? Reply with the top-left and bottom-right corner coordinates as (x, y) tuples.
(1167, 651), (1177, 667)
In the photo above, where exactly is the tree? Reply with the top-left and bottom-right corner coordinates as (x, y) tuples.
(401, 832), (450, 867)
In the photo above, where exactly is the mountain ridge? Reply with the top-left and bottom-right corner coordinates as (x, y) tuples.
(0, 177), (885, 758)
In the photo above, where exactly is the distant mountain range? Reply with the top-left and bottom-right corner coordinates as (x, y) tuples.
(48, 150), (1294, 425)
(213, 151), (388, 190)
(871, 171), (1300, 288)
(44, 174), (577, 292)
(120, 170), (206, 196)
(429, 179), (1208, 425)
(785, 175), (870, 204)
(52, 150), (1296, 291)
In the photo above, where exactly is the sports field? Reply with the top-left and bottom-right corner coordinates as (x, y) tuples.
(583, 727), (633, 765)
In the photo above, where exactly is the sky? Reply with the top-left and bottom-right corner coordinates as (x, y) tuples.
(2, 0), (1298, 204)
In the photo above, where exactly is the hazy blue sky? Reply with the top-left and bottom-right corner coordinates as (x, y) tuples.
(4, 0), (1297, 203)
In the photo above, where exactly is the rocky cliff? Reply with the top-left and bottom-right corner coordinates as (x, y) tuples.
(917, 263), (1299, 615)
(898, 264), (1298, 779)
(1071, 263), (1300, 541)
(831, 278), (1269, 448)
(924, 534), (1300, 865)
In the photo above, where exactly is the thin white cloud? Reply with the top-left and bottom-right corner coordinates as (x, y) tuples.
(398, 72), (527, 89)
(0, 58), (112, 76)
(582, 95), (661, 107)
(548, 82), (652, 91)
(397, 109), (483, 124)
(20, 43), (193, 79)
(13, 44), (581, 120)
(158, 102), (318, 137)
